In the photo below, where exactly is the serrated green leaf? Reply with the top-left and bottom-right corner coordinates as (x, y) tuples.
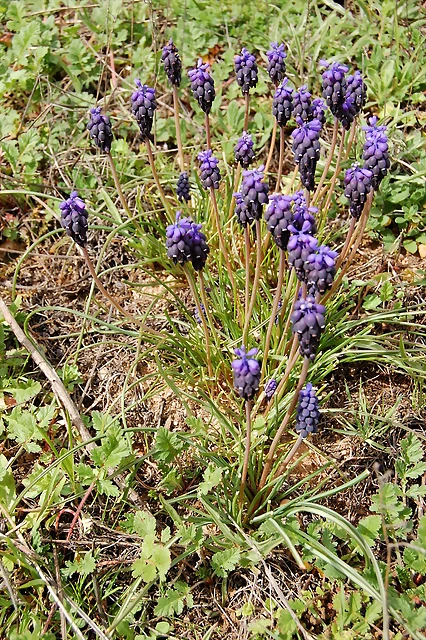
(153, 427), (185, 463)
(62, 552), (96, 578)
(211, 547), (241, 577)
(154, 582), (191, 617)
(133, 511), (157, 538)
(197, 464), (223, 496)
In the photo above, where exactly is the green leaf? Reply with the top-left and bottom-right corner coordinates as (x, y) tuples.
(197, 464), (223, 496)
(154, 581), (192, 617)
(91, 429), (130, 469)
(133, 511), (157, 538)
(3, 380), (41, 404)
(357, 515), (382, 546)
(0, 453), (16, 510)
(12, 22), (40, 62)
(62, 552), (96, 578)
(403, 239), (418, 254)
(153, 427), (185, 463)
(96, 477), (119, 497)
(211, 547), (241, 577)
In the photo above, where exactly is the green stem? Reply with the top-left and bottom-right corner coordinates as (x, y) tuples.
(262, 249), (286, 382)
(82, 247), (161, 336)
(244, 225), (251, 316)
(273, 434), (304, 480)
(205, 113), (211, 150)
(210, 188), (238, 312)
(184, 265), (213, 378)
(264, 119), (278, 174)
(321, 127), (346, 221)
(199, 271), (219, 347)
(106, 152), (131, 217)
(243, 219), (262, 346)
(312, 118), (339, 206)
(335, 216), (357, 270)
(239, 400), (252, 508)
(172, 86), (185, 171)
(259, 357), (310, 490)
(243, 92), (250, 131)
(275, 127), (285, 192)
(145, 138), (173, 222)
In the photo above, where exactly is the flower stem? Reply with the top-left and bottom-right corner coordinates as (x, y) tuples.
(323, 191), (373, 304)
(210, 188), (239, 314)
(243, 93), (250, 131)
(304, 187), (311, 207)
(312, 118), (339, 206)
(239, 400), (252, 508)
(321, 127), (347, 220)
(264, 120), (278, 174)
(243, 219), (262, 346)
(172, 86), (185, 171)
(344, 118), (357, 161)
(106, 152), (131, 217)
(262, 249), (286, 382)
(275, 126), (285, 192)
(199, 271), (219, 347)
(81, 246), (161, 336)
(265, 337), (299, 414)
(258, 356), (310, 490)
(273, 434), (304, 481)
(335, 216), (357, 270)
(184, 265), (213, 378)
(205, 113), (212, 150)
(229, 165), (242, 220)
(244, 225), (251, 316)
(145, 138), (173, 222)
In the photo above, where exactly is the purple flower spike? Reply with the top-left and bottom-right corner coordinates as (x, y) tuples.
(177, 171), (191, 203)
(344, 163), (373, 219)
(166, 211), (209, 271)
(293, 85), (312, 123)
(59, 191), (89, 247)
(291, 296), (326, 361)
(362, 117), (390, 189)
(306, 244), (338, 294)
(272, 78), (293, 127)
(161, 39), (182, 86)
(264, 194), (294, 250)
(266, 42), (287, 84)
(292, 118), (322, 191)
(265, 378), (278, 400)
(234, 131), (255, 168)
(240, 165), (269, 221)
(292, 191), (317, 235)
(198, 149), (221, 190)
(234, 192), (254, 228)
(87, 107), (113, 153)
(188, 59), (215, 115)
(287, 230), (318, 283)
(295, 383), (320, 438)
(234, 48), (258, 94)
(232, 345), (261, 401)
(311, 98), (326, 126)
(130, 81), (156, 141)
(321, 61), (349, 119)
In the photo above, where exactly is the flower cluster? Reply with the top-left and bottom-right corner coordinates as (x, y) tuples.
(130, 81), (156, 141)
(234, 48), (258, 94)
(292, 118), (322, 191)
(362, 117), (390, 189)
(291, 296), (326, 361)
(264, 194), (294, 250)
(60, 191), (89, 247)
(295, 383), (320, 438)
(87, 107), (113, 153)
(344, 163), (373, 219)
(234, 131), (255, 168)
(166, 212), (209, 271)
(198, 149), (221, 190)
(232, 346), (261, 400)
(240, 166), (269, 220)
(272, 79), (293, 127)
(266, 42), (287, 84)
(188, 60), (215, 115)
(161, 39), (182, 86)
(177, 172), (191, 203)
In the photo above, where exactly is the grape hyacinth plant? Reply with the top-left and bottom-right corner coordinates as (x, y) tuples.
(234, 131), (255, 169)
(177, 171), (191, 203)
(162, 39), (185, 169)
(272, 78), (294, 188)
(265, 42), (288, 173)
